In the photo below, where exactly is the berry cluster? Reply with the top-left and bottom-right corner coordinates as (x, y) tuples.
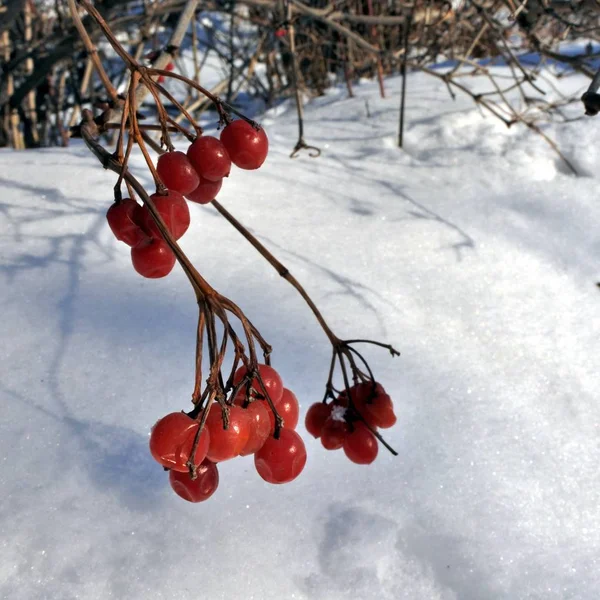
(305, 381), (396, 464)
(106, 119), (269, 279)
(149, 364), (307, 503)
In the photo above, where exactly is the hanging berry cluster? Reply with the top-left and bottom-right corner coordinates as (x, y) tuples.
(305, 381), (397, 464)
(70, 0), (400, 506)
(149, 364), (306, 503)
(106, 120), (268, 279)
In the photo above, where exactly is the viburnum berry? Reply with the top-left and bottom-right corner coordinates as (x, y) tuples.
(156, 151), (200, 195)
(320, 415), (349, 450)
(345, 382), (396, 429)
(169, 459), (219, 503)
(131, 238), (176, 278)
(187, 136), (231, 181)
(254, 429), (307, 484)
(260, 386), (300, 435)
(239, 401), (271, 456)
(106, 198), (148, 247)
(220, 120), (269, 170)
(139, 190), (190, 240)
(359, 391), (396, 429)
(343, 422), (378, 464)
(276, 388), (300, 430)
(186, 176), (222, 205)
(149, 412), (210, 472)
(305, 402), (332, 438)
(204, 405), (251, 462)
(233, 363), (284, 406)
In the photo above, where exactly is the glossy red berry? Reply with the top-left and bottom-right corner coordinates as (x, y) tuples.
(239, 401), (271, 456)
(205, 405), (251, 462)
(187, 136), (231, 181)
(348, 382), (396, 429)
(254, 429), (307, 484)
(258, 387), (300, 435)
(305, 402), (332, 438)
(106, 198), (148, 247)
(320, 417), (349, 450)
(220, 120), (268, 170)
(185, 176), (222, 205)
(361, 392), (396, 429)
(277, 388), (300, 430)
(156, 151), (200, 195)
(139, 190), (190, 241)
(343, 422), (379, 464)
(131, 238), (176, 278)
(149, 412), (210, 472)
(169, 459), (219, 503)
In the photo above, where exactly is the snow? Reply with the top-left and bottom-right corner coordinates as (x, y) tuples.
(1, 68), (600, 599)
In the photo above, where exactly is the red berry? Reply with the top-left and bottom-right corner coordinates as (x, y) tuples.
(149, 412), (210, 472)
(204, 405), (251, 462)
(343, 422), (378, 464)
(258, 387), (300, 435)
(156, 151), (200, 195)
(139, 190), (190, 241)
(305, 402), (332, 438)
(321, 417), (349, 450)
(220, 120), (268, 170)
(169, 459), (219, 503)
(233, 364), (284, 406)
(348, 382), (396, 429)
(361, 392), (396, 429)
(187, 136), (231, 181)
(254, 429), (307, 484)
(278, 388), (300, 430)
(131, 238), (176, 278)
(186, 176), (222, 205)
(106, 198), (148, 247)
(239, 401), (271, 456)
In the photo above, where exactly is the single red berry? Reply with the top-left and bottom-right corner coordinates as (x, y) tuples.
(131, 238), (176, 278)
(343, 422), (378, 464)
(204, 405), (251, 462)
(321, 416), (349, 450)
(106, 198), (149, 247)
(149, 412), (210, 472)
(256, 387), (300, 435)
(187, 136), (231, 181)
(156, 151), (200, 195)
(278, 388), (300, 430)
(220, 120), (268, 170)
(233, 364), (284, 407)
(139, 190), (190, 241)
(169, 459), (219, 503)
(349, 382), (395, 429)
(360, 392), (396, 429)
(239, 401), (271, 456)
(254, 429), (307, 484)
(186, 176), (223, 205)
(305, 402), (332, 438)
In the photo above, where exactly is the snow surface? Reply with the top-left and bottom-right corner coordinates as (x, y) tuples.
(1, 70), (600, 600)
